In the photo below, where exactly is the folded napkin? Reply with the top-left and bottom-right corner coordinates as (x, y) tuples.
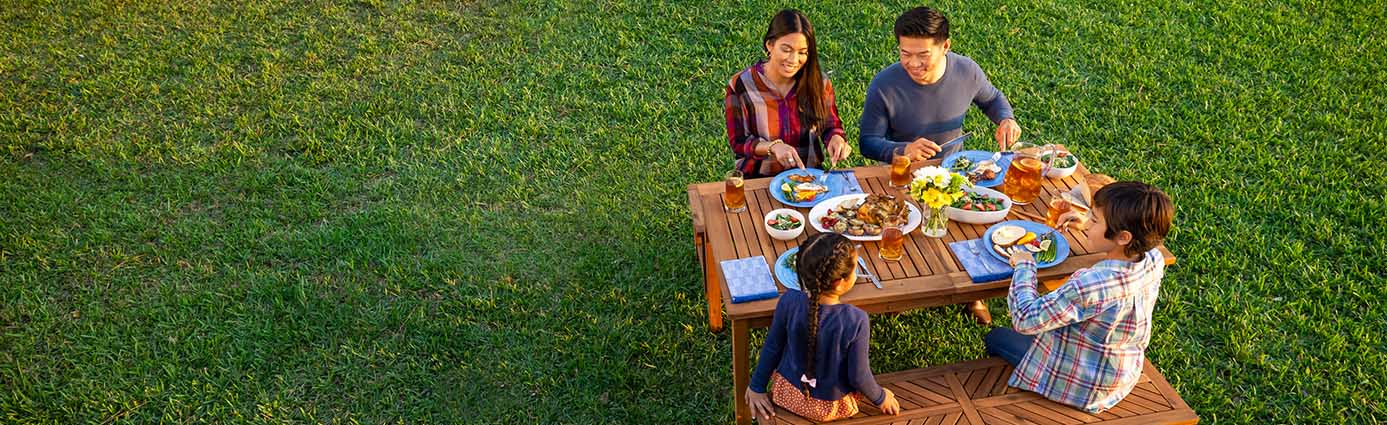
(948, 239), (1015, 283)
(720, 256), (780, 303)
(830, 170), (863, 194)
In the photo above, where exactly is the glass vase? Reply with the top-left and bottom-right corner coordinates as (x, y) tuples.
(920, 205), (949, 238)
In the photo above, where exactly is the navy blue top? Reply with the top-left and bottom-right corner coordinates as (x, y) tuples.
(859, 52), (1015, 162)
(748, 290), (886, 404)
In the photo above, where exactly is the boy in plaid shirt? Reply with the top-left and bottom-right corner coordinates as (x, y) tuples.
(984, 182), (1175, 413)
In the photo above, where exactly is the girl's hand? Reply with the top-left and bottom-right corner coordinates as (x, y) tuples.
(879, 388), (902, 415)
(1009, 248), (1035, 267)
(745, 389), (776, 422)
(826, 135), (852, 163)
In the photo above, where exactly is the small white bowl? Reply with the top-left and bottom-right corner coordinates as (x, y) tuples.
(945, 186), (1013, 224)
(1044, 152), (1079, 178)
(764, 208), (806, 241)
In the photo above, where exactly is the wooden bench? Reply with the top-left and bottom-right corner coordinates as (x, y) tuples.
(768, 357), (1198, 425)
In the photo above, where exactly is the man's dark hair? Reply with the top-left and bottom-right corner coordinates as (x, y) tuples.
(894, 7), (949, 42)
(1092, 182), (1175, 258)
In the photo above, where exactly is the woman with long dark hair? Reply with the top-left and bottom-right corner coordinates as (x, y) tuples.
(725, 9), (851, 178)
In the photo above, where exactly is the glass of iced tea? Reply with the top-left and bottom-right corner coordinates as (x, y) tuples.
(724, 170), (747, 213)
(889, 147), (912, 188)
(1001, 147), (1046, 204)
(1045, 192), (1090, 228)
(878, 216), (905, 261)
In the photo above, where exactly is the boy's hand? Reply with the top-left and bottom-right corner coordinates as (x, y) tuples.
(1055, 209), (1091, 231)
(1009, 249), (1035, 267)
(746, 389), (775, 422)
(879, 388), (902, 415)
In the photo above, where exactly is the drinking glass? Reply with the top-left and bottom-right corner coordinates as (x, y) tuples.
(889, 147), (912, 188)
(724, 170), (747, 213)
(878, 216), (905, 261)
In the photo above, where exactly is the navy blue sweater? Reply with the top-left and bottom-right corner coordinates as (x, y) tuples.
(858, 52), (1015, 162)
(748, 290), (885, 404)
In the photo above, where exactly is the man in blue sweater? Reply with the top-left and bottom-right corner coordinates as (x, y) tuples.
(859, 7), (1022, 162)
(861, 7), (1021, 324)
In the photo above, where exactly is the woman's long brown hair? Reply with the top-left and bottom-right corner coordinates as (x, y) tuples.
(763, 9), (830, 137)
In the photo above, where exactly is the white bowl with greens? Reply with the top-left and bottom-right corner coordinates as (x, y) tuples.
(1043, 151), (1080, 178)
(764, 209), (806, 241)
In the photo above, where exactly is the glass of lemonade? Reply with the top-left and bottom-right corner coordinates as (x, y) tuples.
(879, 215), (905, 261)
(889, 147), (912, 188)
(723, 170), (747, 213)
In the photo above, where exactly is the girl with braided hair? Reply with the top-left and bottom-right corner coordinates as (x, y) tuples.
(745, 233), (901, 422)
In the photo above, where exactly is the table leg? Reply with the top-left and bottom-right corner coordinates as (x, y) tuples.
(703, 239), (724, 333)
(732, 319), (751, 425)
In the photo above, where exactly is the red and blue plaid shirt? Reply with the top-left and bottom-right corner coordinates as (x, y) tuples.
(724, 62), (845, 178)
(1006, 248), (1167, 413)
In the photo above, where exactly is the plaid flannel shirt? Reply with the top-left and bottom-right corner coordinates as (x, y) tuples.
(1006, 248), (1166, 413)
(724, 62), (845, 178)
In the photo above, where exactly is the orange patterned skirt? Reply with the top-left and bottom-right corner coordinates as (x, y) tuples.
(770, 372), (861, 422)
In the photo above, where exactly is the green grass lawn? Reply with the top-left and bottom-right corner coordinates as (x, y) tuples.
(2, 0), (1385, 423)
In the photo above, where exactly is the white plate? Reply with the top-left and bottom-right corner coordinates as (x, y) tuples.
(807, 194), (923, 241)
(945, 186), (1012, 224)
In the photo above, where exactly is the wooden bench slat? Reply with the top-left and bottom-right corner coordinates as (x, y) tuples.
(770, 357), (1197, 425)
(1005, 402), (1079, 425)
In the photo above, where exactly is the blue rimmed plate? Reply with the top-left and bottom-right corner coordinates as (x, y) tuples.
(982, 220), (1070, 268)
(769, 168), (842, 208)
(774, 247), (800, 291)
(942, 150), (1012, 188)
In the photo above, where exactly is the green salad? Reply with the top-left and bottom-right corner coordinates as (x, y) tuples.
(1042, 152), (1078, 168)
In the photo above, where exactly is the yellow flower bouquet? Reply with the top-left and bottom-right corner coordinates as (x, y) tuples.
(908, 166), (971, 237)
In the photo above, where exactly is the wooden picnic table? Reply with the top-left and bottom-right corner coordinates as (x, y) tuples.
(686, 156), (1177, 425)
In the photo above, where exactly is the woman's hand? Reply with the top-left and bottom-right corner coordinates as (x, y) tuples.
(879, 388), (902, 415)
(826, 135), (852, 163)
(746, 389), (776, 422)
(770, 140), (804, 169)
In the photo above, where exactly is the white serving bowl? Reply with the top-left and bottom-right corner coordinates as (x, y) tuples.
(945, 186), (1013, 224)
(764, 208), (806, 241)
(1044, 152), (1079, 178)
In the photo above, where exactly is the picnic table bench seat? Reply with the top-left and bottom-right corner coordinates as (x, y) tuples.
(767, 357), (1198, 425)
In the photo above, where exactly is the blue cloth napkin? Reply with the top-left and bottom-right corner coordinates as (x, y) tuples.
(830, 170), (863, 194)
(948, 239), (1015, 283)
(720, 256), (780, 303)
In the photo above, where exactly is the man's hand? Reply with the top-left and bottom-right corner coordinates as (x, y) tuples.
(746, 389), (776, 422)
(826, 135), (852, 163)
(995, 119), (1021, 150)
(904, 137), (940, 161)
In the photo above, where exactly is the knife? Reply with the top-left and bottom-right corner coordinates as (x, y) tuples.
(935, 132), (972, 158)
(856, 255), (883, 289)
